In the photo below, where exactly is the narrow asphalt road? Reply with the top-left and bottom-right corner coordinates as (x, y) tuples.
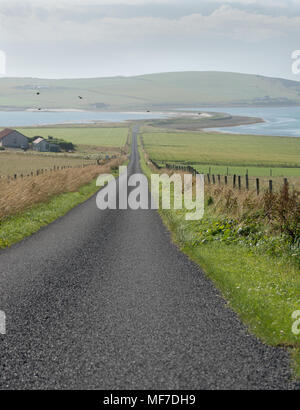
(0, 126), (298, 390)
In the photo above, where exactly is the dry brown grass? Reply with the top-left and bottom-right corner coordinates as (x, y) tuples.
(204, 184), (263, 217)
(0, 152), (97, 177)
(0, 156), (125, 220)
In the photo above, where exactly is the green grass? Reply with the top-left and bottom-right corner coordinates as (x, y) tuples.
(17, 127), (128, 147)
(1, 72), (300, 110)
(143, 129), (300, 173)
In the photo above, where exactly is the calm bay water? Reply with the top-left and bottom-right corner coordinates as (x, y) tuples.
(0, 110), (166, 127)
(184, 106), (300, 137)
(1, 107), (300, 137)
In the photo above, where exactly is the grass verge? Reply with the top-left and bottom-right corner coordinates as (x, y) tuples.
(0, 166), (120, 250)
(0, 179), (99, 249)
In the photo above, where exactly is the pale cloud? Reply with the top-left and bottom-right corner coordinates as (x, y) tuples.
(0, 0), (299, 78)
(1, 4), (298, 44)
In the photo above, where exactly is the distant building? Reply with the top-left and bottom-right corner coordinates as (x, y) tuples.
(33, 137), (59, 152)
(0, 128), (29, 149)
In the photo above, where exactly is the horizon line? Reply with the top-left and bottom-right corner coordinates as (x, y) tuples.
(0, 70), (299, 83)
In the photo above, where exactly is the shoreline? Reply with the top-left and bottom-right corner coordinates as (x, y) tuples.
(0, 109), (269, 133)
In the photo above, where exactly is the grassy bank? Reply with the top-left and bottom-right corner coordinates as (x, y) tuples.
(0, 179), (99, 249)
(138, 136), (300, 380)
(0, 160), (122, 249)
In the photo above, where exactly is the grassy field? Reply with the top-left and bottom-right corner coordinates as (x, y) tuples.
(0, 152), (97, 177)
(0, 126), (129, 176)
(142, 128), (300, 174)
(18, 126), (129, 148)
(1, 72), (300, 110)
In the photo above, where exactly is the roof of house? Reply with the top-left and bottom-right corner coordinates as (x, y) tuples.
(0, 128), (15, 141)
(33, 137), (44, 145)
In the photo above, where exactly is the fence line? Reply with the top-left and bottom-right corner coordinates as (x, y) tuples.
(162, 162), (291, 195)
(0, 159), (112, 182)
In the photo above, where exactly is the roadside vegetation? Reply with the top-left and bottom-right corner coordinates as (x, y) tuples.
(139, 131), (300, 379)
(0, 157), (125, 249)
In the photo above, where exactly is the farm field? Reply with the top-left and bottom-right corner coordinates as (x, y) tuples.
(0, 152), (96, 177)
(17, 126), (129, 147)
(142, 129), (300, 173)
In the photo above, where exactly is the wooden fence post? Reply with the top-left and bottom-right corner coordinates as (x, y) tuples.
(246, 174), (249, 190)
(212, 174), (216, 184)
(256, 178), (260, 196)
(207, 174), (210, 184)
(225, 175), (228, 185)
(269, 180), (273, 193)
(217, 174), (221, 185)
(238, 175), (241, 190)
(233, 174), (236, 188)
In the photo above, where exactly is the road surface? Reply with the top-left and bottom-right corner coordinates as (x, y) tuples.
(0, 126), (298, 389)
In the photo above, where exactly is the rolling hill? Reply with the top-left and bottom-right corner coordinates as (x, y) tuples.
(0, 71), (300, 111)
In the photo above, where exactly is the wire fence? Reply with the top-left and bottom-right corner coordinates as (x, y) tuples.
(151, 161), (296, 195)
(0, 160), (110, 182)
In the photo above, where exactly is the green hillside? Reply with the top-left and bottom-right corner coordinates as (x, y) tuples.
(1, 71), (300, 110)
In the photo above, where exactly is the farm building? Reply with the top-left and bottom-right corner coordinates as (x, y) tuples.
(33, 137), (60, 152)
(0, 128), (29, 149)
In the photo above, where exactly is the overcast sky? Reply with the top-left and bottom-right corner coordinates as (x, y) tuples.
(0, 0), (300, 80)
